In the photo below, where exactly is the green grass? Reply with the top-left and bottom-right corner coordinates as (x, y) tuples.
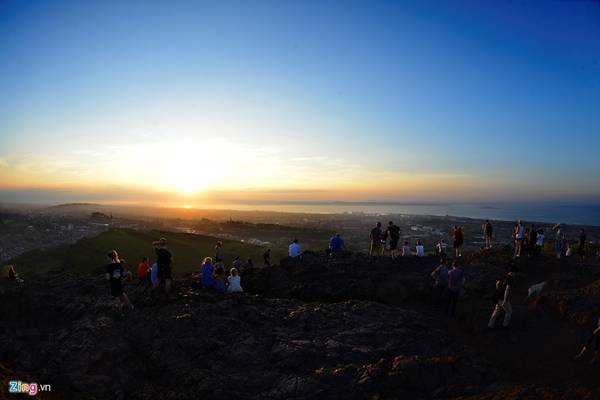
(8, 228), (286, 277)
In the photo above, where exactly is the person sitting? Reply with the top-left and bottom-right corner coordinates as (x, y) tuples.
(402, 241), (411, 257)
(137, 257), (151, 284)
(415, 241), (425, 257)
(201, 257), (215, 289)
(289, 239), (301, 258)
(150, 263), (158, 288)
(227, 268), (243, 293)
(329, 233), (345, 254)
(232, 256), (242, 271)
(242, 258), (254, 271)
(213, 264), (227, 293)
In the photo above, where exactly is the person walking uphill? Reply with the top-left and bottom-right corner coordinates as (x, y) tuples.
(106, 250), (134, 313)
(369, 222), (383, 260)
(488, 272), (513, 329)
(153, 237), (173, 293)
(431, 258), (449, 309)
(387, 221), (401, 259)
(446, 260), (465, 318)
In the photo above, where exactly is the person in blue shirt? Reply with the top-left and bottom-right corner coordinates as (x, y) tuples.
(213, 264), (227, 293)
(201, 257), (215, 289)
(329, 233), (345, 254)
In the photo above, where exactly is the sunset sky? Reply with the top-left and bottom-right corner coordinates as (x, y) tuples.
(1, 0), (599, 205)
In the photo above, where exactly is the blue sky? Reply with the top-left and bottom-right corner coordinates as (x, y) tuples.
(0, 0), (599, 204)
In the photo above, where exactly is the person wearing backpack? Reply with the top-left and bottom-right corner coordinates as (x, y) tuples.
(488, 272), (513, 329)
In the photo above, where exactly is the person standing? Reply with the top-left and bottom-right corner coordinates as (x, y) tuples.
(513, 220), (525, 258)
(431, 258), (449, 309)
(415, 241), (425, 257)
(527, 225), (538, 258)
(153, 237), (173, 293)
(552, 223), (563, 259)
(575, 317), (600, 364)
(105, 250), (134, 313)
(387, 221), (401, 259)
(137, 256), (151, 285)
(535, 228), (545, 256)
(263, 248), (272, 267)
(232, 256), (242, 271)
(488, 273), (513, 329)
(215, 241), (223, 263)
(289, 239), (301, 258)
(483, 220), (493, 250)
(446, 260), (465, 318)
(452, 225), (463, 258)
(369, 222), (383, 260)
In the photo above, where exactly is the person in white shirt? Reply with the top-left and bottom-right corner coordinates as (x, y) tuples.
(402, 241), (411, 257)
(415, 241), (425, 257)
(227, 268), (243, 293)
(289, 239), (301, 258)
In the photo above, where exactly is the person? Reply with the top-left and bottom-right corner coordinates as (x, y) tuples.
(215, 241), (223, 263)
(243, 258), (254, 270)
(329, 233), (345, 254)
(105, 250), (134, 313)
(446, 260), (465, 318)
(574, 317), (600, 364)
(552, 223), (564, 259)
(201, 257), (215, 289)
(452, 226), (463, 258)
(213, 263), (227, 293)
(402, 241), (411, 257)
(578, 228), (587, 264)
(369, 222), (383, 259)
(535, 229), (545, 256)
(565, 244), (573, 258)
(7, 264), (17, 281)
(263, 248), (272, 267)
(153, 237), (173, 293)
(380, 229), (389, 256)
(232, 256), (242, 271)
(150, 263), (158, 288)
(289, 239), (301, 258)
(415, 241), (425, 257)
(488, 272), (513, 329)
(386, 221), (401, 259)
(483, 220), (493, 250)
(431, 258), (449, 309)
(227, 268), (243, 293)
(137, 257), (151, 284)
(513, 220), (525, 258)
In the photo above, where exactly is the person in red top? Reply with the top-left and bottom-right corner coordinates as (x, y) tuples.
(137, 256), (151, 284)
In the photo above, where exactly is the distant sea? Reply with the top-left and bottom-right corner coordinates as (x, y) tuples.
(207, 202), (600, 226)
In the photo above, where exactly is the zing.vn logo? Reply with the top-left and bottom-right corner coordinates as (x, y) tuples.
(8, 381), (52, 396)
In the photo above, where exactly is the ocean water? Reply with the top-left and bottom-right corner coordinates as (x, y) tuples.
(207, 202), (600, 226)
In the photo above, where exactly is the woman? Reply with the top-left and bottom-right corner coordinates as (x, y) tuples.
(105, 250), (134, 313)
(201, 257), (215, 289)
(552, 224), (563, 259)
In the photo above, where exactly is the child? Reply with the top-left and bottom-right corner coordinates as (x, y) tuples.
(227, 268), (243, 293)
(213, 263), (227, 293)
(402, 241), (411, 257)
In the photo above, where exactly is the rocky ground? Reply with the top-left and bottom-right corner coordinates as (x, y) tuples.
(1, 247), (599, 399)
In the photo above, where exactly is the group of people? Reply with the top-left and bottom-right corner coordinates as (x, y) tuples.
(200, 257), (243, 293)
(367, 221), (426, 260)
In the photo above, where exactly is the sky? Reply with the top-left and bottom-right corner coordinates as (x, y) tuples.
(0, 0), (599, 206)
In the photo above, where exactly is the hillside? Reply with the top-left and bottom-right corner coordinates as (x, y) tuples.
(8, 228), (285, 277)
(1, 246), (599, 399)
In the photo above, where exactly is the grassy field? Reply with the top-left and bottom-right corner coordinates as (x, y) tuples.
(7, 228), (286, 277)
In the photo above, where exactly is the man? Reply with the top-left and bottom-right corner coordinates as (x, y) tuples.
(153, 237), (173, 293)
(386, 221), (401, 259)
(289, 239), (301, 258)
(369, 222), (383, 260)
(430, 258), (449, 309)
(483, 220), (493, 249)
(446, 260), (465, 318)
(329, 233), (345, 254)
(488, 272), (513, 329)
(215, 241), (223, 263)
(263, 248), (272, 267)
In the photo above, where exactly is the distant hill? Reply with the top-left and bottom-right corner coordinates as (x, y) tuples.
(9, 228), (285, 277)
